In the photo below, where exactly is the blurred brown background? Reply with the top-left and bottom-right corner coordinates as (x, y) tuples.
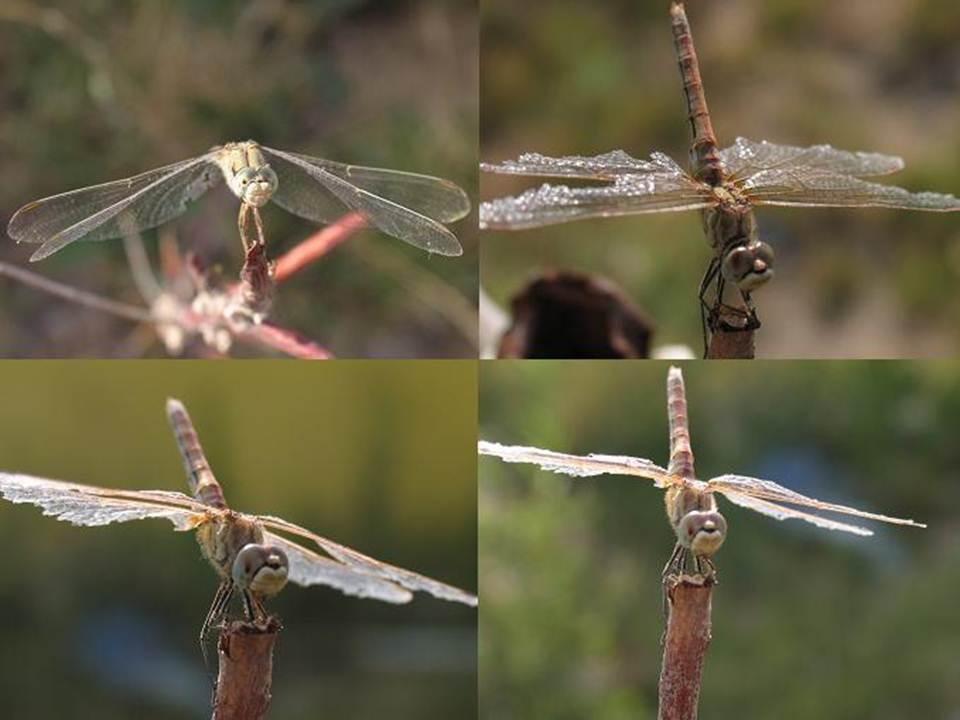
(481, 0), (960, 358)
(0, 0), (478, 358)
(0, 360), (477, 719)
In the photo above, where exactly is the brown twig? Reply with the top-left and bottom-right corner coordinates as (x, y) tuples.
(658, 576), (714, 720)
(706, 325), (755, 359)
(212, 618), (280, 720)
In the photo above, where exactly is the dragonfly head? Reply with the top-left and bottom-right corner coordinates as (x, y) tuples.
(233, 543), (289, 597)
(232, 166), (279, 207)
(678, 510), (727, 558)
(722, 239), (775, 292)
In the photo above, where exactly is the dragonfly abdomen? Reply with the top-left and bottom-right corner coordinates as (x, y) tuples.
(166, 399), (227, 509)
(670, 2), (723, 186)
(666, 367), (695, 479)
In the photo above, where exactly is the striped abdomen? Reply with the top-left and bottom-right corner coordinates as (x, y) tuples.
(670, 2), (723, 186)
(166, 398), (226, 509)
(666, 367), (695, 479)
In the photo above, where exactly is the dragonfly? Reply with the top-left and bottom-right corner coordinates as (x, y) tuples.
(480, 2), (960, 347)
(8, 141), (470, 262)
(478, 366), (925, 584)
(0, 398), (477, 667)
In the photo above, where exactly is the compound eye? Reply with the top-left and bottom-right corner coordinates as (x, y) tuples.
(754, 241), (775, 266)
(236, 167), (257, 186)
(722, 247), (753, 282)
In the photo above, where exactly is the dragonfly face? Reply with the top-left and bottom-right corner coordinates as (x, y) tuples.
(722, 239), (775, 292)
(677, 510), (727, 558)
(215, 142), (279, 207)
(233, 543), (290, 597)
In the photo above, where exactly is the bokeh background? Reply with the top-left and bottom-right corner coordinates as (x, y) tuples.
(481, 0), (960, 358)
(0, 361), (477, 719)
(480, 361), (959, 718)
(0, 0), (477, 358)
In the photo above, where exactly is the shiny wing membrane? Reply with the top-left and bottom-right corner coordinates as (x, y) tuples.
(478, 440), (673, 485)
(479, 151), (711, 230)
(261, 146), (465, 256)
(8, 155), (221, 261)
(723, 138), (960, 211)
(720, 137), (906, 179)
(262, 531), (413, 604)
(259, 515), (477, 607)
(0, 472), (209, 530)
(708, 474), (926, 533)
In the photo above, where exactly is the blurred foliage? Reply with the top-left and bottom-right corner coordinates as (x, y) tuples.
(0, 0), (477, 357)
(479, 361), (960, 719)
(0, 360), (477, 719)
(480, 0), (960, 358)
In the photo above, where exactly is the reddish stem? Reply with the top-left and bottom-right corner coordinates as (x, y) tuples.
(273, 213), (367, 283)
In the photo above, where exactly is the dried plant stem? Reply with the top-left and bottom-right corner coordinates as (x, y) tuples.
(212, 619), (280, 720)
(658, 577), (714, 720)
(273, 212), (367, 282)
(706, 325), (755, 359)
(0, 260), (154, 323)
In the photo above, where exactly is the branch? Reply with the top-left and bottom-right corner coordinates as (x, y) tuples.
(241, 322), (334, 359)
(0, 260), (154, 323)
(273, 212), (367, 283)
(658, 576), (713, 720)
(212, 619), (280, 720)
(706, 324), (755, 359)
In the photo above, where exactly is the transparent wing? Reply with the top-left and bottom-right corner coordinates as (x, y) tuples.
(482, 149), (692, 180)
(478, 440), (673, 485)
(262, 531), (413, 604)
(480, 151), (711, 230)
(717, 491), (874, 536)
(0, 472), (209, 531)
(720, 137), (905, 180)
(741, 171), (960, 211)
(261, 146), (464, 256)
(708, 474), (926, 530)
(8, 155), (221, 261)
(259, 515), (477, 607)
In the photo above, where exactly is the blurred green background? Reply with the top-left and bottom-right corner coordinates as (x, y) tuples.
(480, 0), (960, 358)
(479, 361), (960, 718)
(0, 0), (477, 358)
(0, 360), (477, 719)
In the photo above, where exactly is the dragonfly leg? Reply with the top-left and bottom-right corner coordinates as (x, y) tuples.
(200, 579), (234, 685)
(698, 258), (721, 356)
(237, 204), (266, 252)
(241, 589), (269, 626)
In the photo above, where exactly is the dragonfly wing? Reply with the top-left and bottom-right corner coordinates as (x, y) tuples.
(481, 150), (710, 229)
(717, 489), (873, 536)
(261, 147), (463, 256)
(270, 150), (469, 223)
(259, 515), (477, 607)
(9, 155), (222, 261)
(482, 149), (691, 180)
(720, 137), (905, 179)
(262, 531), (413, 604)
(742, 170), (960, 211)
(708, 474), (926, 528)
(478, 441), (672, 484)
(0, 472), (207, 531)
